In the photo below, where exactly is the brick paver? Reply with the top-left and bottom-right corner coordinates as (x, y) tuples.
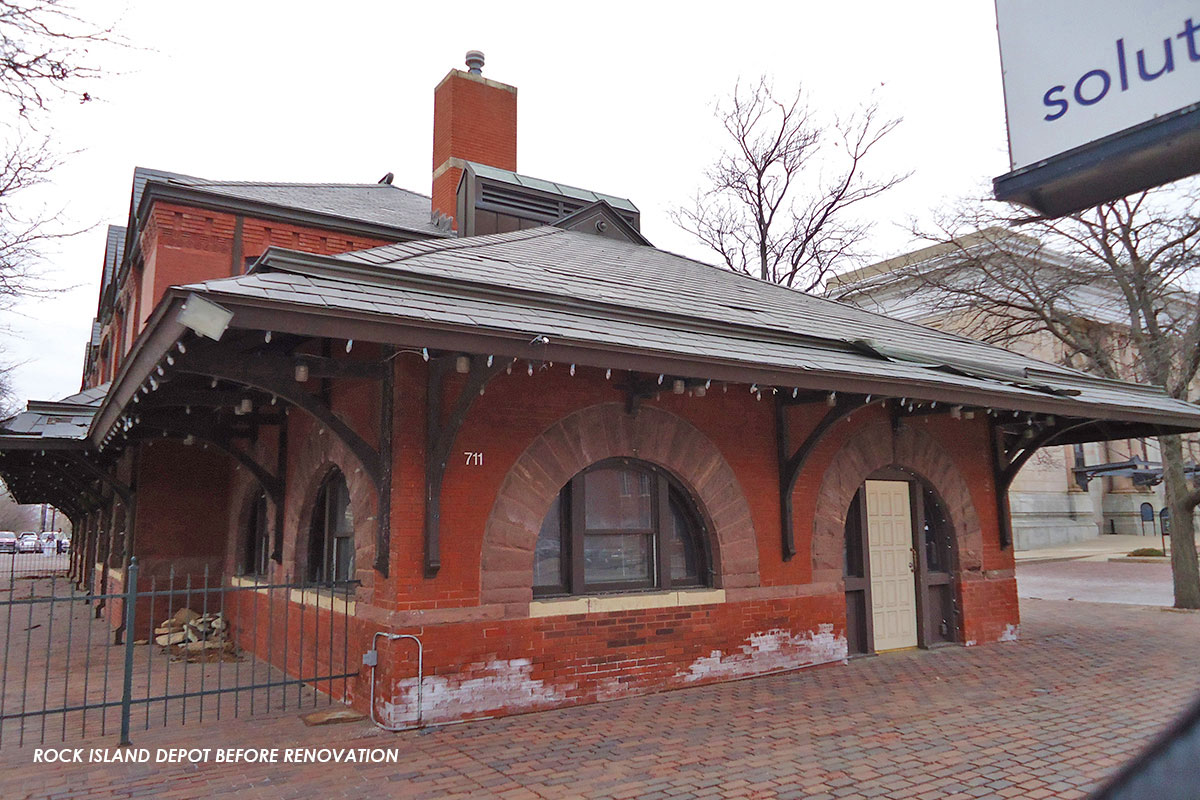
(3, 598), (1199, 799)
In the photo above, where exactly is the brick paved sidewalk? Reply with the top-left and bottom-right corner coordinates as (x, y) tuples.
(4, 598), (1199, 800)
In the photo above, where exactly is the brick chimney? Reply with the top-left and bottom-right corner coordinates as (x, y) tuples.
(431, 51), (518, 229)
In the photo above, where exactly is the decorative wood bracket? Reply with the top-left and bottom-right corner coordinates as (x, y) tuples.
(59, 452), (134, 506)
(177, 350), (390, 571)
(176, 353), (383, 488)
(375, 348), (394, 577)
(131, 419), (285, 505)
(776, 394), (872, 562)
(612, 372), (659, 414)
(992, 418), (1092, 551)
(425, 356), (508, 577)
(999, 420), (1093, 490)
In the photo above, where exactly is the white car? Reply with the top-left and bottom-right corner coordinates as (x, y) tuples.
(16, 533), (41, 553)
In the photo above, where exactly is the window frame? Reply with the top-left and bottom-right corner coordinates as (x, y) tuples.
(306, 469), (355, 586)
(534, 458), (710, 598)
(241, 492), (271, 578)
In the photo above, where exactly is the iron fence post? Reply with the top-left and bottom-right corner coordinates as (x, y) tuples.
(118, 557), (138, 747)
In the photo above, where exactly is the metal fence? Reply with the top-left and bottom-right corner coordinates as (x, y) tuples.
(0, 555), (358, 747)
(2, 543), (72, 580)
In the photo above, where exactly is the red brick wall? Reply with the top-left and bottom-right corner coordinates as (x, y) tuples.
(120, 351), (1019, 722)
(87, 202), (397, 385)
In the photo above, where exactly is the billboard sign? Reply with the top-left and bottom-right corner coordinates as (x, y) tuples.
(994, 0), (1200, 216)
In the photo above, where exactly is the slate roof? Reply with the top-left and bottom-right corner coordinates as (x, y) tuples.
(101, 225), (126, 289)
(179, 226), (1200, 429)
(1, 383), (108, 441)
(131, 166), (450, 239)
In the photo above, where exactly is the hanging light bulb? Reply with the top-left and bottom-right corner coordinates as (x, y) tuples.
(346, 339), (354, 353)
(606, 369), (612, 380)
(264, 331), (272, 343)
(570, 364), (576, 376)
(421, 347), (429, 362)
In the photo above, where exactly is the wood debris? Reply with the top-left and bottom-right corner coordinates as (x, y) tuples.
(153, 608), (242, 662)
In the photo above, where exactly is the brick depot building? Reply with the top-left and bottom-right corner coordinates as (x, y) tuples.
(3, 56), (1200, 727)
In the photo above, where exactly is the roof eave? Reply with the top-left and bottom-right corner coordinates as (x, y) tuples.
(176, 286), (1200, 435)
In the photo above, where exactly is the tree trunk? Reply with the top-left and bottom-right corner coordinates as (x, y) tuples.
(1161, 434), (1200, 609)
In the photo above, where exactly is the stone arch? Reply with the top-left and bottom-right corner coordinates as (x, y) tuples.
(812, 422), (984, 580)
(226, 472), (274, 577)
(480, 403), (760, 606)
(286, 422), (377, 598)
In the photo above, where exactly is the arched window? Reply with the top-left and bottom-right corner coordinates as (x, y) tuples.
(242, 492), (270, 577)
(534, 460), (708, 596)
(307, 469), (354, 584)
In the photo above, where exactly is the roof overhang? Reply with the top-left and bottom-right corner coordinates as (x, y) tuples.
(86, 276), (1200, 448)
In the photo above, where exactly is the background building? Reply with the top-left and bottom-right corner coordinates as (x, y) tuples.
(830, 233), (1195, 549)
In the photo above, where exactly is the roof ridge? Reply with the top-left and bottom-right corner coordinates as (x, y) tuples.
(195, 180), (429, 198)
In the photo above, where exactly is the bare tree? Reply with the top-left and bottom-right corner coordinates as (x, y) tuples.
(674, 77), (905, 292)
(0, 485), (39, 531)
(0, 2), (116, 406)
(845, 185), (1200, 607)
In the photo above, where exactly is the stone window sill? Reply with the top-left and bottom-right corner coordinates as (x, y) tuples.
(228, 574), (356, 616)
(528, 587), (726, 618)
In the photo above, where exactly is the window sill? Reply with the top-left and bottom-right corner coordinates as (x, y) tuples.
(228, 575), (356, 616)
(529, 587), (725, 618)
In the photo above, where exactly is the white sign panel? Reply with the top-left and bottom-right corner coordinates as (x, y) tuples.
(997, 0), (1200, 170)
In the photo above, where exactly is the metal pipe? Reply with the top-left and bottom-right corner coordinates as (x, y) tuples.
(368, 631), (422, 732)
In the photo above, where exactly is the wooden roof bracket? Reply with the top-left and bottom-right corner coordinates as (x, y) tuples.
(375, 348), (394, 577)
(993, 418), (1094, 551)
(132, 422), (284, 506)
(425, 355), (509, 578)
(776, 394), (872, 562)
(176, 353), (383, 487)
(176, 351), (388, 571)
(59, 451), (134, 506)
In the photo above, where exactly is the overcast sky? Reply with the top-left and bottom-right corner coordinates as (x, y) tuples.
(3, 0), (1008, 405)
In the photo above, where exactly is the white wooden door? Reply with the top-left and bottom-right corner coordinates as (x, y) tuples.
(865, 480), (918, 651)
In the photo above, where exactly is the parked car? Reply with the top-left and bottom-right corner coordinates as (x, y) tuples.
(16, 533), (41, 553)
(0, 531), (16, 553)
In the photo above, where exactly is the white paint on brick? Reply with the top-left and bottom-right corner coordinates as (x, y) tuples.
(676, 624), (847, 683)
(378, 657), (568, 726)
(999, 624), (1020, 642)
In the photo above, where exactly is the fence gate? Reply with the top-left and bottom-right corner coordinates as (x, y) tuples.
(0, 555), (358, 747)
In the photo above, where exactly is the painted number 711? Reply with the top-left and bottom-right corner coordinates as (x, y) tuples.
(464, 452), (484, 466)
